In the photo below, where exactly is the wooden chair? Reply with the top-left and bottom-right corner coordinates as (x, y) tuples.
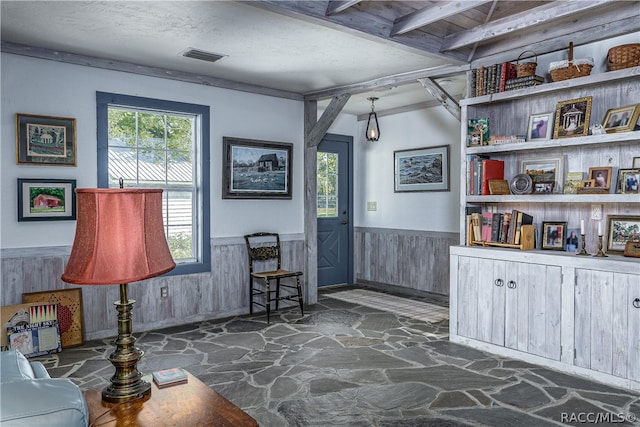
(244, 232), (304, 323)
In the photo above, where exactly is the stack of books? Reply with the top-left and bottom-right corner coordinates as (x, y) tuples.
(468, 61), (546, 97)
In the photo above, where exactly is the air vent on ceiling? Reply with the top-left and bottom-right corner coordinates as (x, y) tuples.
(181, 48), (226, 63)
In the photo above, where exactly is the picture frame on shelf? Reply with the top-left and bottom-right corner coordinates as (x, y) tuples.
(581, 179), (595, 188)
(222, 136), (293, 200)
(615, 168), (640, 194)
(588, 166), (613, 190)
(553, 96), (592, 139)
(563, 172), (583, 194)
(16, 113), (77, 166)
(606, 215), (640, 253)
(519, 156), (564, 194)
(467, 118), (489, 146)
(542, 221), (567, 250)
(17, 178), (76, 222)
(533, 181), (555, 194)
(527, 112), (553, 141)
(394, 145), (450, 192)
(565, 228), (580, 253)
(602, 103), (640, 133)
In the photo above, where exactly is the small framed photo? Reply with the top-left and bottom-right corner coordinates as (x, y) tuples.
(394, 145), (450, 192)
(16, 113), (77, 166)
(588, 166), (613, 189)
(615, 168), (640, 194)
(527, 112), (553, 141)
(222, 137), (293, 199)
(565, 228), (580, 253)
(553, 97), (592, 139)
(581, 179), (595, 188)
(633, 157), (640, 169)
(519, 156), (564, 194)
(542, 221), (567, 250)
(602, 104), (640, 133)
(17, 178), (76, 222)
(606, 215), (640, 253)
(533, 181), (555, 194)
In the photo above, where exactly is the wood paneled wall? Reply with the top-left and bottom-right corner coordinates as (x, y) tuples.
(354, 227), (459, 296)
(1, 235), (305, 340)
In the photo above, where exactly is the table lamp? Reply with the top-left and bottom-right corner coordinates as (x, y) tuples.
(61, 188), (175, 403)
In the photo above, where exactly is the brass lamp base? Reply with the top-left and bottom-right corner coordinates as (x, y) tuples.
(102, 283), (151, 403)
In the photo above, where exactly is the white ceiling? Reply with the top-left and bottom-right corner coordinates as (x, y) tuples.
(0, 1), (463, 116)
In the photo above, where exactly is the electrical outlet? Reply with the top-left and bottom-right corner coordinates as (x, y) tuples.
(591, 204), (602, 220)
(160, 286), (168, 298)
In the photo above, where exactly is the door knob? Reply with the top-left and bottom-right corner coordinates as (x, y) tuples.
(341, 220), (349, 225)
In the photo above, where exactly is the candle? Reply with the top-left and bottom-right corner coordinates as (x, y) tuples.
(598, 221), (602, 236)
(580, 220), (585, 235)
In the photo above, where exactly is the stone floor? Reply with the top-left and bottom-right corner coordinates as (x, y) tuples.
(41, 285), (639, 426)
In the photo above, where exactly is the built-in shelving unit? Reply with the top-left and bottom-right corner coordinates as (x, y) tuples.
(450, 63), (640, 391)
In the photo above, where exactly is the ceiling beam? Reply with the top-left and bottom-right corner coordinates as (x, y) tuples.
(249, 1), (468, 63)
(391, 0), (491, 36)
(325, 0), (361, 16)
(417, 78), (460, 121)
(0, 41), (303, 101)
(306, 93), (351, 147)
(305, 64), (469, 101)
(441, 0), (616, 52)
(471, 4), (640, 63)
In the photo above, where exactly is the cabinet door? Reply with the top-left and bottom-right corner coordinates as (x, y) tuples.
(504, 261), (562, 360)
(575, 270), (640, 381)
(456, 256), (505, 346)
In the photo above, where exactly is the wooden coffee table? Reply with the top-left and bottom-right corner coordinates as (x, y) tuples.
(83, 372), (258, 426)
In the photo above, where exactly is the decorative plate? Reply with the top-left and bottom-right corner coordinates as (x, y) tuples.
(510, 173), (533, 195)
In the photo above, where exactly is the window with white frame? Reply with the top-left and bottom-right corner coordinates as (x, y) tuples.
(96, 92), (210, 275)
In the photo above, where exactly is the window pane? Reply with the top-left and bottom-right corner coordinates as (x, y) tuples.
(317, 152), (338, 218)
(164, 191), (194, 262)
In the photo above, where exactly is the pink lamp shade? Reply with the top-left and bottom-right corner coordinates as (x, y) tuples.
(62, 188), (175, 285)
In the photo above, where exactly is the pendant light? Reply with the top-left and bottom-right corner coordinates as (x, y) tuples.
(365, 97), (380, 142)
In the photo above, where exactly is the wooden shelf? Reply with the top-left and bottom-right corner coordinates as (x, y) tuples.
(470, 225), (535, 251)
(461, 67), (640, 107)
(466, 131), (640, 155)
(467, 194), (639, 204)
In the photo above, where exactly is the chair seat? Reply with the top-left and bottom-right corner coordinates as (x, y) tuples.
(251, 269), (303, 280)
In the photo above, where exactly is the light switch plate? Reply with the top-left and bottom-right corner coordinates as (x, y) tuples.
(591, 204), (602, 220)
(367, 201), (377, 211)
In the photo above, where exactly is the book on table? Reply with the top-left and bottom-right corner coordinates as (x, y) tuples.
(152, 368), (188, 388)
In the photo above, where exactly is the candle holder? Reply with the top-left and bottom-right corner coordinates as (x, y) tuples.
(594, 235), (608, 257)
(577, 233), (590, 256)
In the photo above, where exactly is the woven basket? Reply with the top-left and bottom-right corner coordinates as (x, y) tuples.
(549, 42), (593, 82)
(516, 50), (537, 77)
(607, 43), (640, 71)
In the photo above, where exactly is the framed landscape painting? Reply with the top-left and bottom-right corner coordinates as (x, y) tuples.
(606, 215), (640, 253)
(17, 178), (76, 222)
(394, 145), (450, 192)
(16, 113), (76, 166)
(519, 157), (564, 194)
(222, 137), (292, 199)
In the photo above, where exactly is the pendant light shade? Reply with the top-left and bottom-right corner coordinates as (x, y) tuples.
(365, 97), (380, 142)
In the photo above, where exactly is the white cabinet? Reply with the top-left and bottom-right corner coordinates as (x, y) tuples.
(450, 246), (640, 391)
(574, 270), (640, 381)
(456, 255), (561, 360)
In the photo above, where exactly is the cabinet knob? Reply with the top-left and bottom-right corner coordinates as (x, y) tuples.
(633, 298), (640, 309)
(507, 280), (517, 289)
(494, 279), (504, 287)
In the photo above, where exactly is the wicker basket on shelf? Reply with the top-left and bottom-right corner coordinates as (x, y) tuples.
(516, 50), (537, 77)
(607, 43), (640, 71)
(549, 42), (593, 82)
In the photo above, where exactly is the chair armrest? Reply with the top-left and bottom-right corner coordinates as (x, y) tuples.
(0, 379), (89, 427)
(29, 361), (51, 379)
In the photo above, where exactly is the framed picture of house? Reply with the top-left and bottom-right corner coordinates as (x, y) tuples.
(394, 145), (450, 192)
(553, 96), (592, 139)
(222, 137), (293, 199)
(16, 113), (77, 166)
(17, 178), (76, 222)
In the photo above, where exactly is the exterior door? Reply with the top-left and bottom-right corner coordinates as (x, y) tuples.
(317, 134), (353, 287)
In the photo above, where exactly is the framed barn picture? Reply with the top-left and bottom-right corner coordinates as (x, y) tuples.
(17, 178), (76, 222)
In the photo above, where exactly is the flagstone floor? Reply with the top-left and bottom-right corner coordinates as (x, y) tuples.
(41, 285), (640, 426)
